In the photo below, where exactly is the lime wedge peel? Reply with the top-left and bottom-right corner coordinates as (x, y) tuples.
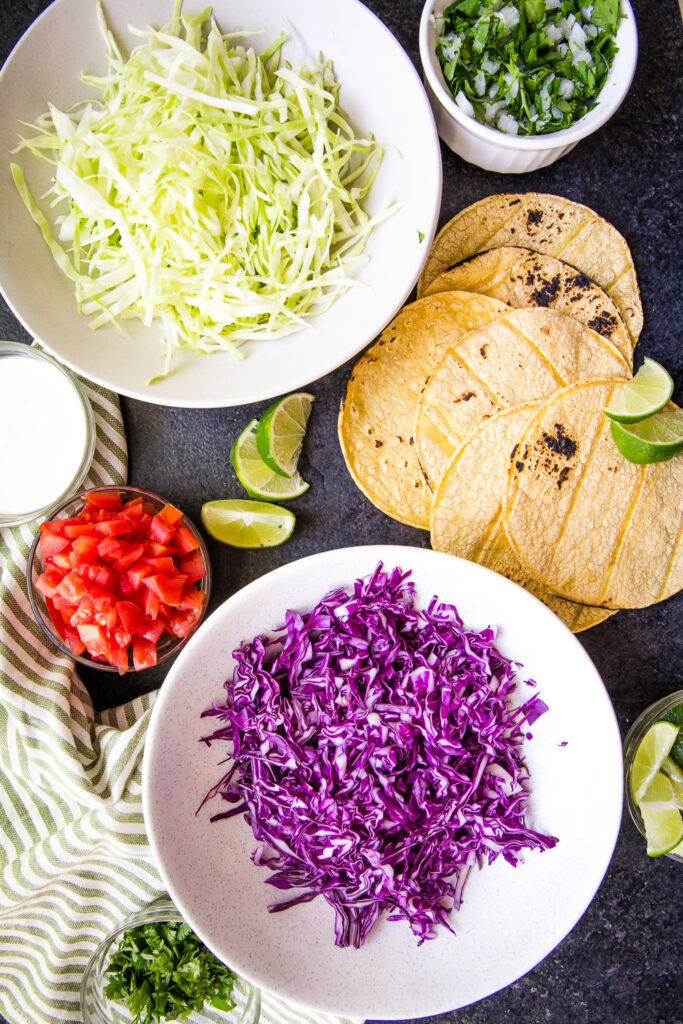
(610, 404), (683, 465)
(201, 499), (295, 549)
(630, 720), (679, 805)
(638, 772), (683, 856)
(256, 392), (314, 477)
(230, 420), (309, 502)
(603, 358), (674, 424)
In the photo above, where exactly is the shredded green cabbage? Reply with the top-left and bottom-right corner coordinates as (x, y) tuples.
(12, 1), (392, 379)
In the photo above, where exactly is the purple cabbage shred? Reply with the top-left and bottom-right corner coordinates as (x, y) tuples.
(199, 564), (557, 948)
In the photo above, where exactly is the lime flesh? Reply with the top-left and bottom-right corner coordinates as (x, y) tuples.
(231, 420), (309, 501)
(201, 499), (295, 548)
(630, 720), (679, 805)
(610, 404), (683, 464)
(603, 358), (674, 424)
(255, 392), (314, 476)
(638, 772), (683, 856)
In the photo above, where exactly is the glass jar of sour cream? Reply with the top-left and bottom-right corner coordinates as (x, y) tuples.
(0, 342), (95, 527)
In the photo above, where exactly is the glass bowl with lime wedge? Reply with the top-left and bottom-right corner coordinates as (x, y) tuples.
(623, 691), (683, 862)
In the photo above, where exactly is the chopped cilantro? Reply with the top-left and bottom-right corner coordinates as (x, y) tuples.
(104, 919), (237, 1023)
(435, 0), (622, 136)
(418, 230), (425, 242)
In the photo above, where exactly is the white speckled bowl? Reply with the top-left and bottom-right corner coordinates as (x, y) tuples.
(143, 545), (623, 1020)
(419, 0), (638, 173)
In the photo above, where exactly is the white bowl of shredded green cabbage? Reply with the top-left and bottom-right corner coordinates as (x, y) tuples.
(0, 0), (441, 407)
(419, 0), (637, 174)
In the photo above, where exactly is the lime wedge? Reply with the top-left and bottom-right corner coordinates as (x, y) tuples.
(662, 701), (683, 770)
(630, 720), (679, 805)
(661, 757), (683, 810)
(201, 499), (295, 548)
(255, 392), (314, 476)
(231, 420), (309, 501)
(603, 358), (674, 423)
(610, 404), (683, 464)
(638, 772), (683, 856)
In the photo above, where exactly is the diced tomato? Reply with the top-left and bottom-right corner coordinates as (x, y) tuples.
(148, 515), (176, 545)
(51, 552), (73, 571)
(145, 541), (174, 558)
(179, 586), (204, 613)
(144, 556), (177, 575)
(72, 534), (100, 562)
(166, 608), (200, 638)
(76, 623), (111, 660)
(63, 521), (97, 539)
(109, 642), (130, 674)
(36, 492), (207, 671)
(95, 517), (132, 538)
(143, 573), (186, 607)
(40, 532), (70, 558)
(132, 636), (158, 671)
(158, 503), (183, 527)
(84, 491), (122, 512)
(113, 542), (145, 573)
(127, 561), (152, 590)
(180, 549), (206, 584)
(36, 571), (63, 600)
(144, 587), (160, 620)
(56, 571), (89, 605)
(116, 600), (145, 636)
(173, 524), (200, 556)
(136, 616), (165, 644)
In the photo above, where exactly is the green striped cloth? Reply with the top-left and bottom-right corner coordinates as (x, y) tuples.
(0, 370), (357, 1024)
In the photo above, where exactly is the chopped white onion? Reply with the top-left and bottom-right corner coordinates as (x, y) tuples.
(497, 112), (519, 134)
(455, 90), (475, 116)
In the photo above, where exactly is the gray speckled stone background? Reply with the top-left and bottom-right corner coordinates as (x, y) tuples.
(1, 1), (682, 1022)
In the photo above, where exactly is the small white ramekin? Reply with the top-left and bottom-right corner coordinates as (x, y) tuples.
(419, 0), (638, 174)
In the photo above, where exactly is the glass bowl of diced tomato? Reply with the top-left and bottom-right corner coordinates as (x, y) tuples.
(26, 485), (211, 673)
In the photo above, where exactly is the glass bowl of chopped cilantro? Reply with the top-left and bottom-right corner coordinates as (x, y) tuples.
(419, 0), (637, 173)
(80, 897), (261, 1024)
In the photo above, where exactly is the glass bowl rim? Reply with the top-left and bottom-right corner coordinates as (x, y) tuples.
(26, 484), (212, 673)
(0, 340), (96, 527)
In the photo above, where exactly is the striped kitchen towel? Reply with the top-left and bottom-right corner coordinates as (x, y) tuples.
(0, 368), (357, 1024)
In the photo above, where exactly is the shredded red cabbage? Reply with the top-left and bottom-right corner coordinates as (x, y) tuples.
(199, 564), (557, 948)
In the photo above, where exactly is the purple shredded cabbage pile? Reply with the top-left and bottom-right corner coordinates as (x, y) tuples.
(199, 564), (557, 948)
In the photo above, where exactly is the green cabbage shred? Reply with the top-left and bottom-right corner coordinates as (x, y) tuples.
(12, 1), (392, 380)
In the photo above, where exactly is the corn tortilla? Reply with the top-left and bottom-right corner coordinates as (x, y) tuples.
(422, 246), (632, 364)
(415, 307), (631, 491)
(430, 405), (613, 632)
(418, 194), (643, 346)
(504, 380), (683, 608)
(338, 291), (508, 529)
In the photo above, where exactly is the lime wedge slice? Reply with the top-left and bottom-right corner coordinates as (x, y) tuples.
(630, 720), (679, 805)
(231, 420), (309, 501)
(255, 392), (314, 476)
(201, 499), (295, 548)
(662, 701), (683, 770)
(661, 756), (683, 810)
(603, 358), (674, 423)
(610, 404), (683, 464)
(638, 772), (683, 856)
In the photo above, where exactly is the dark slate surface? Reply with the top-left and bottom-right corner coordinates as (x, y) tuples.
(1, 2), (682, 1022)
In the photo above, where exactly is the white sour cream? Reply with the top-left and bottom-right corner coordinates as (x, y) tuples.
(0, 352), (90, 517)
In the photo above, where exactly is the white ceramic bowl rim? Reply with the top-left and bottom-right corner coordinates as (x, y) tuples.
(419, 0), (638, 150)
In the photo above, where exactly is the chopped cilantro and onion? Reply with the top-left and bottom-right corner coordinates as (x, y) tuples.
(435, 0), (622, 136)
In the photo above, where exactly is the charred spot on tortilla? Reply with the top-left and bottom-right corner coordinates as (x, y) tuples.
(480, 345), (488, 358)
(587, 311), (619, 337)
(527, 210), (543, 226)
(529, 273), (561, 307)
(541, 422), (577, 459)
